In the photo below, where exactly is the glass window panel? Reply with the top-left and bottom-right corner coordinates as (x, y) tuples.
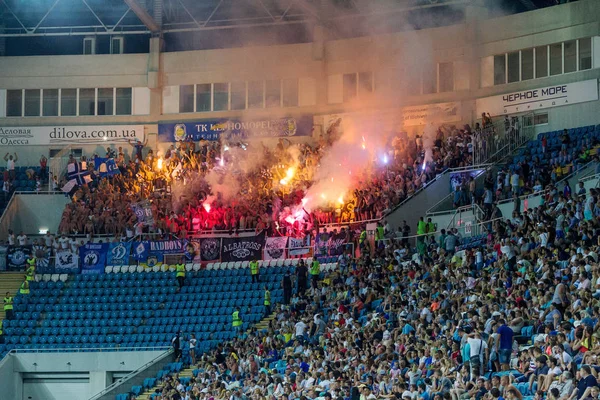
(6, 90), (22, 117)
(179, 85), (194, 113)
(358, 72), (373, 96)
(494, 54), (506, 85)
(213, 83), (229, 111)
(550, 43), (562, 76)
(230, 82), (246, 110)
(265, 80), (281, 108)
(534, 113), (549, 125)
(43, 89), (59, 116)
(507, 52), (520, 83)
(97, 88), (114, 116)
(79, 88), (95, 116)
(24, 89), (40, 117)
(342, 73), (357, 102)
(535, 46), (548, 78)
(282, 79), (298, 107)
(521, 49), (533, 81)
(247, 81), (264, 109)
(438, 62), (454, 92)
(195, 84), (211, 112)
(61, 89), (77, 116)
(564, 40), (577, 73)
(116, 88), (132, 115)
(422, 64), (436, 94)
(579, 37), (592, 70)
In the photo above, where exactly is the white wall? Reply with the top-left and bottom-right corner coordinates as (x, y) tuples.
(0, 194), (71, 239)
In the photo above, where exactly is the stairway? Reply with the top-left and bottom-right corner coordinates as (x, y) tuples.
(134, 311), (278, 400)
(0, 272), (25, 322)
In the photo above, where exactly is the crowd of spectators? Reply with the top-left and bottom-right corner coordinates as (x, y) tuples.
(140, 167), (600, 400)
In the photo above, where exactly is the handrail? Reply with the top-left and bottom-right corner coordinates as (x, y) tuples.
(0, 191), (17, 222)
(14, 346), (171, 354)
(425, 166), (491, 215)
(88, 348), (173, 400)
(0, 349), (15, 367)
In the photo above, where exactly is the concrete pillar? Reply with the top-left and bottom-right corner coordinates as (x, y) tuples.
(464, 2), (488, 123)
(313, 24), (329, 107)
(147, 36), (164, 118)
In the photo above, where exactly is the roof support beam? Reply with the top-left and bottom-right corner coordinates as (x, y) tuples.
(0, 0), (29, 32)
(33, 0), (62, 33)
(124, 0), (161, 33)
(81, 0), (109, 31)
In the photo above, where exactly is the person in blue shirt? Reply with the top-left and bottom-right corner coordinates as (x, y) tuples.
(497, 319), (514, 371)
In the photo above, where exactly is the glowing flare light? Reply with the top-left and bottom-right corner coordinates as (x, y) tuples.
(203, 203), (211, 213)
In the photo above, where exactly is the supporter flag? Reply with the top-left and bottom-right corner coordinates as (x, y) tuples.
(62, 161), (92, 193)
(94, 157), (121, 178)
(264, 237), (288, 260)
(131, 200), (154, 226)
(106, 242), (131, 266)
(55, 250), (79, 272)
(79, 243), (107, 274)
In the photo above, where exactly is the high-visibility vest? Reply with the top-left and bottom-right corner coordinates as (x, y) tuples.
(20, 282), (29, 295)
(376, 226), (384, 240)
(417, 221), (426, 235)
(176, 264), (185, 278)
(26, 266), (35, 281)
(232, 311), (242, 327)
(426, 222), (435, 233)
(3, 296), (13, 311)
(264, 290), (271, 306)
(310, 261), (320, 276)
(250, 261), (258, 275)
(359, 231), (367, 244)
(26, 257), (36, 267)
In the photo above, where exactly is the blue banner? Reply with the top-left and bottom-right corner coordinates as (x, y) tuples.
(106, 242), (132, 266)
(80, 243), (107, 274)
(94, 157), (121, 178)
(158, 116), (313, 142)
(131, 241), (150, 261)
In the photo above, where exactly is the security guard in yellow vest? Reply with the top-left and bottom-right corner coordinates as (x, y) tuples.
(310, 259), (320, 289)
(232, 308), (242, 333)
(25, 260), (36, 282)
(263, 286), (271, 317)
(375, 223), (384, 241)
(3, 292), (14, 320)
(176, 261), (186, 289)
(249, 259), (259, 283)
(19, 280), (30, 295)
(0, 320), (4, 344)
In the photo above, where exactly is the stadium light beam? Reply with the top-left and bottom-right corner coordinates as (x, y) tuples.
(124, 0), (161, 33)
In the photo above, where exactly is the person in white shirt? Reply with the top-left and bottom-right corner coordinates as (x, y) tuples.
(189, 333), (197, 364)
(4, 152), (17, 180)
(44, 233), (54, 248)
(59, 236), (70, 250)
(7, 229), (15, 245)
(295, 320), (307, 338)
(69, 238), (79, 253)
(17, 232), (27, 246)
(467, 332), (488, 379)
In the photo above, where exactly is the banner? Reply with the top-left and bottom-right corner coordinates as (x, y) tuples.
(264, 237), (288, 261)
(476, 79), (599, 116)
(289, 236), (310, 256)
(6, 245), (32, 271)
(221, 233), (266, 262)
(401, 102), (462, 127)
(131, 241), (150, 261)
(106, 242), (132, 266)
(199, 238), (221, 262)
(0, 125), (145, 146)
(79, 243), (107, 274)
(183, 239), (201, 262)
(94, 157), (121, 178)
(0, 245), (7, 271)
(327, 232), (347, 256)
(32, 245), (51, 268)
(55, 250), (79, 273)
(131, 200), (154, 226)
(315, 232), (330, 256)
(158, 116), (313, 142)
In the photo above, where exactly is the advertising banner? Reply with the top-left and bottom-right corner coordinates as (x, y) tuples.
(476, 79), (599, 116)
(6, 245), (32, 271)
(0, 125), (145, 146)
(221, 233), (266, 262)
(55, 250), (79, 273)
(401, 102), (462, 127)
(79, 243), (107, 274)
(106, 242), (132, 266)
(264, 237), (289, 260)
(158, 116), (313, 142)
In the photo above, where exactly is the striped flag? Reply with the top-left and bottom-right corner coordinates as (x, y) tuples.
(62, 162), (92, 193)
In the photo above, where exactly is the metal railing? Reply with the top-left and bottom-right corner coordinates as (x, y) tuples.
(13, 346), (171, 354)
(88, 348), (173, 400)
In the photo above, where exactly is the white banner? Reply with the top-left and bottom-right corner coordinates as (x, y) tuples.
(476, 79), (599, 116)
(55, 250), (79, 272)
(263, 237), (289, 261)
(0, 125), (145, 146)
(289, 237), (310, 256)
(401, 102), (462, 127)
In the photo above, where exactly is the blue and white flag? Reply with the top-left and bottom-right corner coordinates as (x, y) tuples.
(62, 161), (92, 193)
(106, 242), (131, 266)
(79, 243), (107, 274)
(55, 250), (79, 273)
(94, 157), (121, 178)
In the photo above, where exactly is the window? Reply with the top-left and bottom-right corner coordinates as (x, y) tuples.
(230, 82), (246, 110)
(79, 88), (95, 116)
(282, 79), (298, 107)
(494, 55), (506, 85)
(43, 89), (59, 116)
(265, 80), (281, 108)
(438, 62), (454, 93)
(61, 89), (77, 116)
(111, 37), (123, 54)
(6, 89), (22, 117)
(83, 37), (96, 55)
(342, 73), (357, 102)
(97, 88), (114, 116)
(507, 52), (520, 83)
(535, 46), (548, 78)
(550, 43), (562, 76)
(521, 49), (534, 81)
(179, 85), (194, 113)
(247, 81), (264, 109)
(564, 40), (577, 73)
(579, 37), (592, 70)
(116, 88), (132, 115)
(195, 84), (211, 112)
(24, 89), (40, 117)
(422, 64), (436, 94)
(358, 72), (373, 96)
(213, 83), (229, 111)
(534, 113), (549, 126)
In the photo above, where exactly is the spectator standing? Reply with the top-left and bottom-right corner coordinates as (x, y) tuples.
(4, 153), (17, 181)
(282, 271), (292, 305)
(296, 260), (308, 294)
(232, 307), (242, 335)
(171, 331), (182, 362)
(263, 285), (271, 317)
(309, 258), (320, 289)
(188, 333), (197, 365)
(3, 292), (13, 320)
(39, 155), (48, 181)
(249, 259), (259, 283)
(175, 258), (185, 289)
(17, 231), (27, 246)
(497, 319), (513, 370)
